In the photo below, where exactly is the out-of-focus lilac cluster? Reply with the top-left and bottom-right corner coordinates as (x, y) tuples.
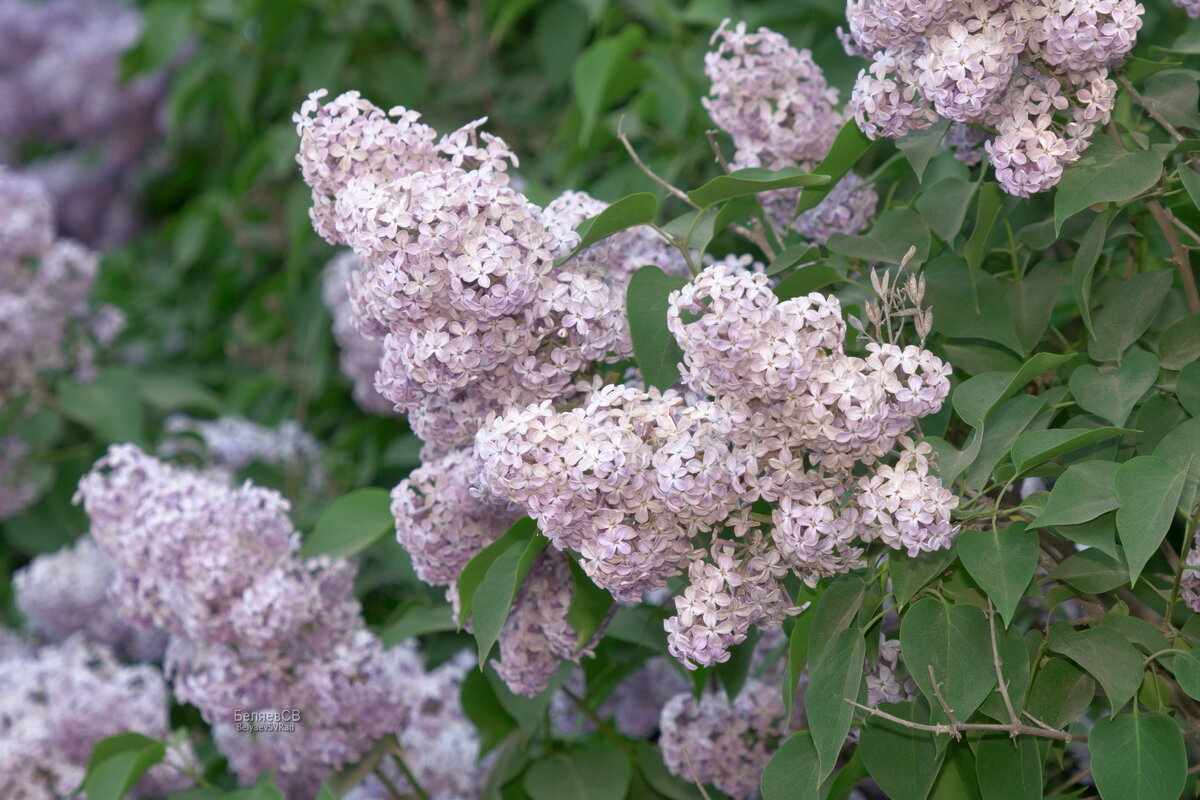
(13, 536), (167, 662)
(0, 0), (168, 248)
(74, 444), (486, 799)
(478, 262), (955, 670)
(1180, 538), (1200, 613)
(841, 0), (1141, 196)
(159, 413), (326, 491)
(295, 89), (681, 452)
(0, 635), (192, 799)
(704, 21), (877, 244)
(321, 251), (394, 415)
(1175, 0), (1200, 17)
(1, 168), (123, 519)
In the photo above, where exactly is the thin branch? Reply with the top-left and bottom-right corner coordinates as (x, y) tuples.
(1022, 710), (1061, 733)
(705, 130), (731, 172)
(927, 665), (963, 734)
(845, 699), (1081, 742)
(1118, 75), (1185, 142)
(987, 601), (1021, 730)
(682, 747), (715, 800)
(1147, 198), (1200, 313)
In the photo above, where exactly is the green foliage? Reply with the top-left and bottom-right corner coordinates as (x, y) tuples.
(300, 488), (393, 558)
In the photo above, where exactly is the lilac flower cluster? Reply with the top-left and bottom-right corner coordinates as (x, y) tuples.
(159, 414), (326, 491)
(704, 21), (877, 244)
(14, 537), (167, 662)
(1, 168), (123, 519)
(1175, 0), (1200, 17)
(841, 0), (1139, 196)
(477, 260), (954, 669)
(659, 678), (793, 799)
(296, 90), (679, 451)
(0, 0), (169, 247)
(1180, 538), (1200, 613)
(0, 635), (191, 799)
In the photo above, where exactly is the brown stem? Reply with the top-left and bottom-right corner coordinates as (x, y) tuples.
(1118, 75), (1185, 142)
(845, 699), (1082, 742)
(987, 600), (1021, 729)
(1147, 197), (1200, 313)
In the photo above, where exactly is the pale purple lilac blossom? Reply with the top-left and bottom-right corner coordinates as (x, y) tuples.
(321, 251), (394, 414)
(159, 414), (326, 491)
(842, 0), (1142, 195)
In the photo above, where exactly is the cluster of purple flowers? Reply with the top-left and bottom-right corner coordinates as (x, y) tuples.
(704, 21), (877, 244)
(74, 445), (487, 799)
(1, 168), (123, 519)
(321, 251), (395, 415)
(841, 0), (1141, 195)
(0, 0), (169, 248)
(158, 413), (326, 490)
(0, 635), (192, 799)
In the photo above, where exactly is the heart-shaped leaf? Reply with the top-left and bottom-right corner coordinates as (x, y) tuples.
(1069, 350), (1159, 426)
(1115, 455), (1185, 583)
(1031, 460), (1120, 528)
(956, 524), (1039, 627)
(900, 599), (997, 722)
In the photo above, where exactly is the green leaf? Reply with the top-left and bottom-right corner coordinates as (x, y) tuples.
(1090, 710), (1187, 800)
(964, 182), (1004, 273)
(772, 265), (842, 300)
(687, 167), (829, 209)
(927, 428), (984, 485)
(1157, 312), (1200, 370)
(1050, 548), (1129, 594)
(120, 0), (191, 78)
(661, 207), (719, 254)
(900, 598), (997, 722)
(1048, 623), (1143, 713)
(1032, 460), (1121, 528)
(1026, 657), (1095, 729)
(136, 373), (223, 413)
(1178, 361), (1200, 416)
(796, 119), (874, 215)
(458, 518), (538, 625)
(472, 536), (549, 661)
(760, 732), (821, 800)
(929, 743), (983, 800)
(564, 193), (659, 262)
(634, 743), (706, 800)
(974, 736), (1042, 800)
(1115, 455), (1185, 582)
(890, 548), (957, 607)
(565, 557), (614, 651)
(956, 524), (1038, 627)
(627, 266), (688, 391)
(460, 668), (518, 754)
(1006, 260), (1063, 355)
(1143, 72), (1200, 131)
(859, 699), (945, 800)
(765, 244), (820, 277)
(1169, 646), (1200, 699)
(1010, 427), (1132, 474)
(1072, 212), (1115, 335)
(1088, 271), (1174, 363)
(923, 255), (1022, 354)
(716, 627), (760, 700)
(378, 603), (456, 648)
(1100, 614), (1171, 655)
(896, 120), (951, 181)
(83, 733), (166, 800)
(57, 367), (145, 445)
(524, 741), (633, 800)
(1181, 164), (1200, 215)
(1070, 349), (1160, 426)
(1054, 139), (1166, 232)
(977, 624), (1031, 722)
(301, 488), (393, 558)
(1153, 417), (1200, 510)
(917, 177), (977, 241)
(805, 628), (865, 777)
(807, 574), (866, 665)
(826, 208), (930, 267)
(572, 26), (645, 144)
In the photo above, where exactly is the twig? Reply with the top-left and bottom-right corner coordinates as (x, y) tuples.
(706, 130), (731, 172)
(927, 666), (963, 734)
(1022, 710), (1061, 732)
(987, 601), (1021, 730)
(1147, 197), (1200, 313)
(845, 699), (1081, 742)
(1119, 75), (1185, 142)
(682, 747), (715, 800)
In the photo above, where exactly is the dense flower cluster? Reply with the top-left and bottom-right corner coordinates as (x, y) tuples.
(14, 536), (166, 662)
(321, 251), (393, 414)
(1, 168), (122, 519)
(159, 413), (326, 490)
(842, 0), (1140, 195)
(0, 635), (191, 799)
(75, 444), (481, 798)
(0, 0), (169, 247)
(295, 89), (681, 450)
(704, 21), (877, 243)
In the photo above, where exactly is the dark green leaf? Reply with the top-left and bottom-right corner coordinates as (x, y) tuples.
(627, 266), (689, 391)
(805, 628), (865, 777)
(472, 536), (549, 661)
(900, 598), (997, 722)
(1027, 657), (1095, 729)
(975, 736), (1042, 800)
(57, 368), (145, 445)
(1070, 349), (1160, 426)
(1054, 139), (1166, 232)
(923, 255), (1022, 354)
(458, 518), (538, 627)
(565, 193), (659, 262)
(956, 523), (1038, 627)
(461, 668), (518, 754)
(1072, 212), (1115, 335)
(896, 120), (951, 181)
(859, 699), (945, 800)
(565, 557), (614, 651)
(1006, 260), (1063, 355)
(1032, 460), (1121, 528)
(1050, 548), (1129, 594)
(1088, 271), (1174, 363)
(688, 167), (829, 209)
(1090, 710), (1186, 800)
(760, 732), (821, 800)
(524, 741), (633, 800)
(1115, 455), (1185, 582)
(765, 244), (820, 276)
(826, 208), (930, 266)
(301, 488), (393, 558)
(1157, 312), (1200, 370)
(964, 182), (1004, 273)
(929, 743), (983, 800)
(916, 176), (977, 241)
(1010, 427), (1132, 474)
(772, 266), (842, 300)
(573, 27), (645, 144)
(890, 548), (957, 607)
(83, 734), (166, 800)
(796, 119), (874, 214)
(634, 743), (706, 800)
(1048, 623), (1143, 713)
(1143, 72), (1200, 130)
(808, 574), (866, 665)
